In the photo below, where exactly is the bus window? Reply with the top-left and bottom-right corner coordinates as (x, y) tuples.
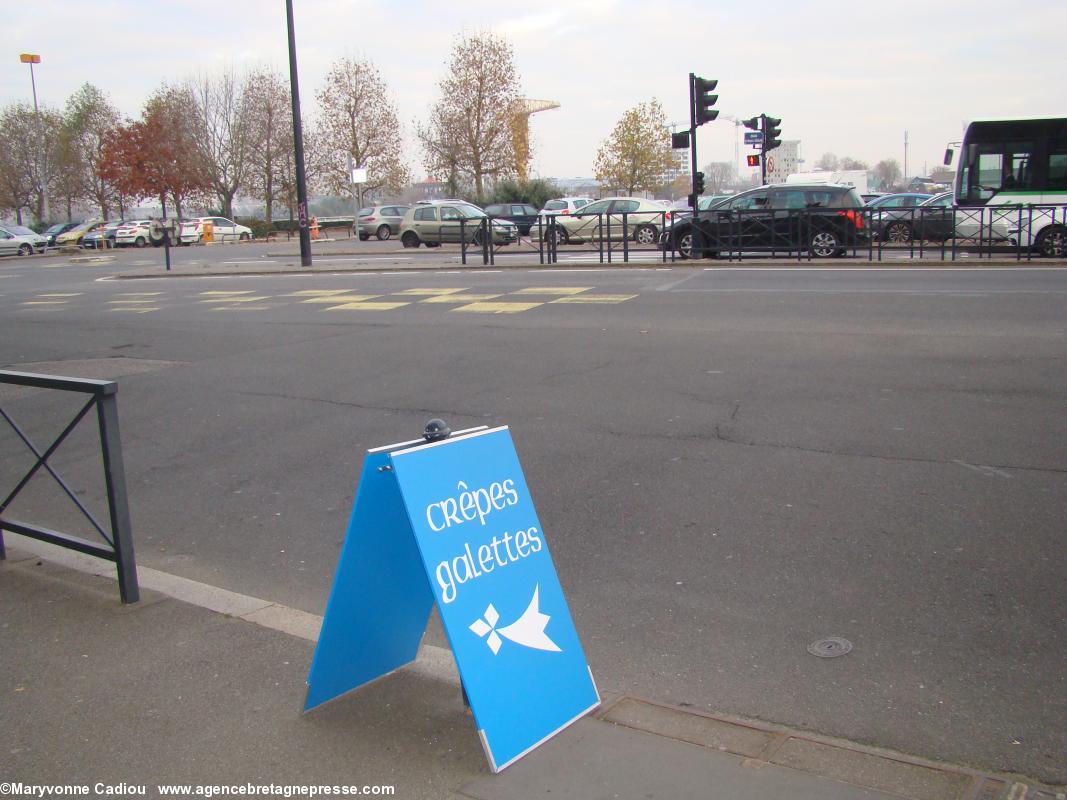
(969, 142), (1032, 200)
(1048, 154), (1067, 189)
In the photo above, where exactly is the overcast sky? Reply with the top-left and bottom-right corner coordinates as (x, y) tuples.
(4, 0), (1065, 183)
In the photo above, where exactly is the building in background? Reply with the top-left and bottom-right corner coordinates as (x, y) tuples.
(765, 141), (801, 184)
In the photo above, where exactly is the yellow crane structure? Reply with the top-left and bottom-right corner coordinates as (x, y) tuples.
(510, 99), (560, 182)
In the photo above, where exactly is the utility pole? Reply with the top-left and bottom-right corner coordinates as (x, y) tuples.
(904, 130), (909, 185)
(285, 0), (312, 267)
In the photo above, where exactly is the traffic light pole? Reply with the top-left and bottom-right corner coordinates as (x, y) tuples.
(286, 0), (312, 268)
(758, 114), (768, 186)
(688, 73), (698, 214)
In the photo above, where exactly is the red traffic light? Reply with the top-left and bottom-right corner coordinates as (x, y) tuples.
(746, 155), (760, 167)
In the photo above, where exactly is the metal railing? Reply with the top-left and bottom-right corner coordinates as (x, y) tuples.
(0, 371), (139, 603)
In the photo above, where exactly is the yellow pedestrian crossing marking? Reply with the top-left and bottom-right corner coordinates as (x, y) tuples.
(10, 285), (636, 316)
(511, 287), (592, 296)
(419, 294), (502, 303)
(549, 294), (638, 304)
(325, 301), (411, 311)
(451, 301), (544, 314)
(301, 294), (380, 303)
(393, 288), (469, 296)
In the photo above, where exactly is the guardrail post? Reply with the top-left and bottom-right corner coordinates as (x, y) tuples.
(97, 393), (139, 603)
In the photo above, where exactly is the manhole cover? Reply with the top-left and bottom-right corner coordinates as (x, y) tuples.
(808, 637), (853, 658)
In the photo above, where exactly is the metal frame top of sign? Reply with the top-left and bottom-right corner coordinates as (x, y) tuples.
(367, 426), (489, 454)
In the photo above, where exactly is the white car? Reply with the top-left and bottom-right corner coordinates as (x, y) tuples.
(0, 225), (47, 256)
(114, 220), (157, 248)
(537, 197), (594, 218)
(180, 216), (252, 244)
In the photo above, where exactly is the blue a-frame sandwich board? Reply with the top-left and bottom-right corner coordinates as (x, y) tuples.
(306, 426), (600, 772)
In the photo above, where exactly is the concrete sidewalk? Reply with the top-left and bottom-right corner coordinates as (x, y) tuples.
(1, 540), (1058, 800)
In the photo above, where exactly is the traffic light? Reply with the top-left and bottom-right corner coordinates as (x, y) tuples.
(742, 117), (760, 131)
(746, 154), (760, 167)
(763, 116), (783, 152)
(694, 171), (705, 195)
(692, 76), (719, 126)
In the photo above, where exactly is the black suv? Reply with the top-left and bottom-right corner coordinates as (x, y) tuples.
(664, 183), (867, 259)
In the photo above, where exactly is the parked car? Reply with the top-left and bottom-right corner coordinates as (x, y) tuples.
(353, 205), (410, 241)
(180, 216), (252, 244)
(0, 225), (48, 256)
(114, 219), (158, 248)
(866, 192), (932, 209)
(861, 192), (888, 204)
(41, 221), (78, 248)
(663, 183), (867, 259)
(537, 197), (594, 218)
(484, 203), (540, 236)
(537, 197), (671, 246)
(54, 220), (103, 248)
(82, 220), (124, 249)
(397, 200), (518, 248)
(873, 192), (952, 243)
(876, 192), (1010, 244)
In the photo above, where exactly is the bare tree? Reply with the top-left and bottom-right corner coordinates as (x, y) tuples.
(873, 158), (902, 190)
(816, 153), (840, 171)
(593, 99), (674, 195)
(701, 161), (735, 195)
(418, 31), (520, 200)
(0, 103), (38, 224)
(243, 68), (292, 228)
(189, 69), (252, 219)
(316, 57), (410, 201)
(839, 157), (869, 171)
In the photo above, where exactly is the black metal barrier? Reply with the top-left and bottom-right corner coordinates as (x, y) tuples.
(656, 203), (1067, 262)
(0, 371), (139, 603)
(445, 203), (1066, 264)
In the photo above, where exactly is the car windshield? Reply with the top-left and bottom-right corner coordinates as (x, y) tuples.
(455, 205), (486, 219)
(7, 226), (36, 236)
(44, 224), (66, 235)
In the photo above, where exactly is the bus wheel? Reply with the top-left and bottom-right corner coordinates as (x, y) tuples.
(1036, 226), (1067, 257)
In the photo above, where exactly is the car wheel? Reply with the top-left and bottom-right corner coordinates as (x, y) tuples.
(134, 237), (146, 248)
(1035, 225), (1067, 257)
(634, 224), (658, 245)
(401, 232), (420, 248)
(885, 221), (912, 243)
(376, 225), (391, 241)
(675, 230), (704, 260)
(552, 227), (569, 246)
(809, 230), (841, 258)
(18, 243), (32, 256)
(240, 232), (250, 241)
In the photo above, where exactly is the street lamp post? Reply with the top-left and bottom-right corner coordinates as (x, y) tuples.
(19, 53), (48, 225)
(284, 0), (312, 267)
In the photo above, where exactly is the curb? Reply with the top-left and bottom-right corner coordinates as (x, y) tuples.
(4, 534), (1063, 799)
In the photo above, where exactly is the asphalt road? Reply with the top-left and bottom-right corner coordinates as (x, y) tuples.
(1, 252), (1065, 784)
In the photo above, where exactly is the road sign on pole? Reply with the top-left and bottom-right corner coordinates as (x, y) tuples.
(306, 425), (599, 773)
(744, 131), (763, 145)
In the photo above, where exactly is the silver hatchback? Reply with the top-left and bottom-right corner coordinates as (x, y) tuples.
(354, 205), (411, 241)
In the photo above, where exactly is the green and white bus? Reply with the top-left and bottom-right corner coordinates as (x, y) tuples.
(950, 117), (1067, 256)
